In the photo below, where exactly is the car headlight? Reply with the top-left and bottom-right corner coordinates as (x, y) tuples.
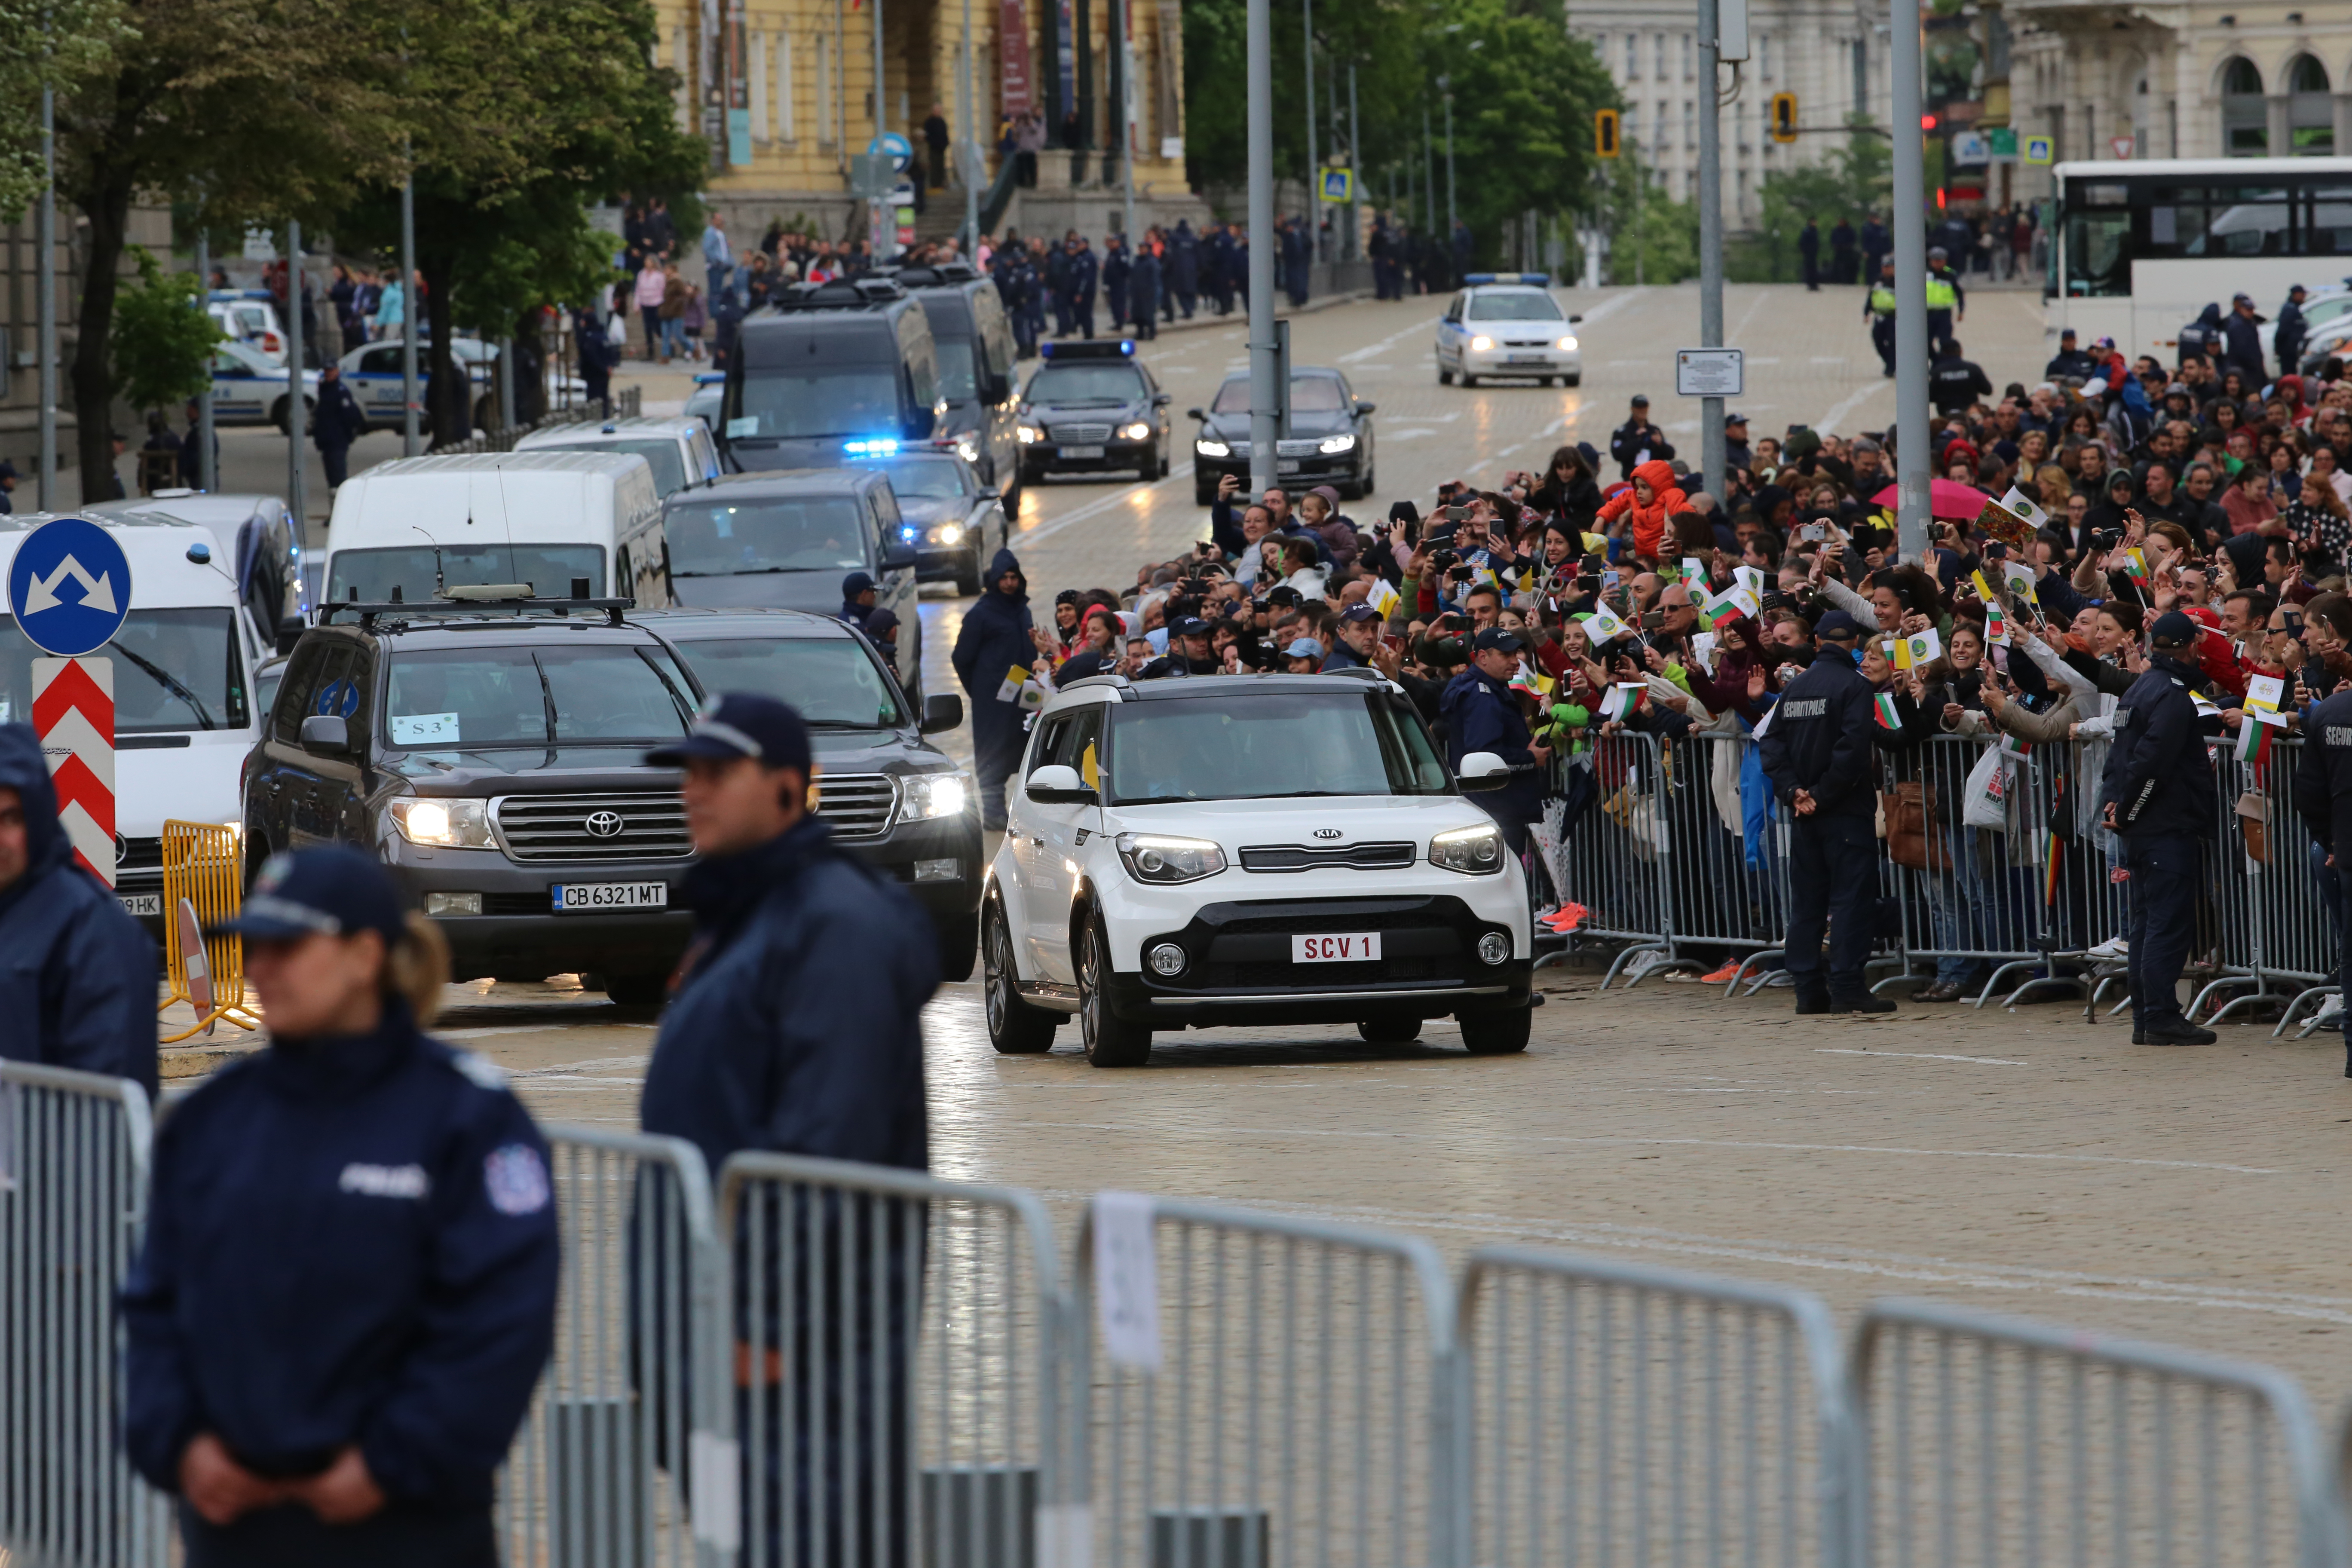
(928, 522), (965, 545)
(1116, 831), (1226, 885)
(1558, 336), (1578, 351)
(1429, 822), (1504, 875)
(388, 796), (498, 849)
(954, 435), (980, 460)
(1119, 421), (1153, 441)
(1018, 424), (1041, 444)
(1470, 334), (1494, 352)
(1195, 438), (1231, 458)
(1318, 433), (1356, 455)
(898, 773), (971, 824)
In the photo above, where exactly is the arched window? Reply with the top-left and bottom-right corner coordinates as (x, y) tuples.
(2221, 56), (2267, 155)
(2288, 55), (2333, 154)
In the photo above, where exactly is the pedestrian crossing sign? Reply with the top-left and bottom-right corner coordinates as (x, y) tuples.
(2024, 135), (2053, 165)
(1319, 168), (1354, 204)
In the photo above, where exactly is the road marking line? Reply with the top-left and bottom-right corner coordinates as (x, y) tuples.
(1015, 463), (1197, 545)
(1567, 289), (1643, 326)
(1337, 316), (1438, 363)
(1816, 378), (1890, 433)
(1009, 1119), (2281, 1174)
(1818, 1048), (2026, 1066)
(441, 1023), (651, 1040)
(508, 1053), (653, 1077)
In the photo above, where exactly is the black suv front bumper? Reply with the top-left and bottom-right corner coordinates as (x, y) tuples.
(1102, 894), (1530, 1026)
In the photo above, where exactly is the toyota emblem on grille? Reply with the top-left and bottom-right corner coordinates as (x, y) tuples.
(584, 811), (625, 838)
(1312, 828), (1344, 840)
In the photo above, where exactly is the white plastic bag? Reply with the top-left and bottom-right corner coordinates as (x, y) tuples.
(1961, 744), (2012, 830)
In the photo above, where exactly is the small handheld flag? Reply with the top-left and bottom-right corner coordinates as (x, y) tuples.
(1873, 692), (1902, 730)
(1367, 578), (1401, 619)
(1583, 604), (1632, 643)
(2000, 485), (2052, 532)
(1985, 600), (2010, 645)
(2244, 672), (2285, 716)
(2236, 714), (2275, 772)
(2122, 548), (2152, 586)
(1970, 568), (1999, 607)
(1891, 628), (1942, 671)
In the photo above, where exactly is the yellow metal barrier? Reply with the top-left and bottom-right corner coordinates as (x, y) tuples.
(158, 820), (261, 1042)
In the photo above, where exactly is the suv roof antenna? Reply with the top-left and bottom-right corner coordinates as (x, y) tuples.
(411, 526), (446, 597)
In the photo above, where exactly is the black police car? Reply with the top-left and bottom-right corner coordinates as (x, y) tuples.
(1015, 340), (1172, 485)
(243, 586), (706, 1004)
(842, 447), (1009, 595)
(1188, 366), (1376, 504)
(640, 608), (982, 978)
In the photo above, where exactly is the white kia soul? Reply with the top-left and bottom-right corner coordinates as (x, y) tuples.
(982, 670), (1537, 1066)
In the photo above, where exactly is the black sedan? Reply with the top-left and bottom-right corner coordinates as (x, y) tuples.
(845, 446), (1009, 595)
(1015, 340), (1173, 484)
(1188, 368), (1376, 504)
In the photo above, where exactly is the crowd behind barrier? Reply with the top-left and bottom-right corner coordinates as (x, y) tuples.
(11, 1066), (2352, 1568)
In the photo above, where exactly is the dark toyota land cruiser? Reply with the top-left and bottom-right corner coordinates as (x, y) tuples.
(242, 589), (705, 1004)
(641, 608), (982, 978)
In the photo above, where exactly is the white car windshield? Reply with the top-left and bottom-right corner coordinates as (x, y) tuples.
(1467, 293), (1565, 322)
(0, 609), (248, 733)
(1210, 376), (1346, 414)
(1101, 691), (1450, 805)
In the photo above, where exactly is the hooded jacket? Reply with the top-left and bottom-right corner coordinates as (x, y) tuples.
(0, 723), (159, 1093)
(951, 549), (1037, 751)
(1595, 459), (1687, 560)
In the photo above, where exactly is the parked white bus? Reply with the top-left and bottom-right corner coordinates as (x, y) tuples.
(2046, 155), (2352, 363)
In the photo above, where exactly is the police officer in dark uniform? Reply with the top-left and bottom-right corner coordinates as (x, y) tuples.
(637, 694), (936, 1568)
(122, 846), (558, 1566)
(1438, 627), (1552, 857)
(1928, 337), (1994, 416)
(2293, 681), (2352, 1074)
(1757, 611), (1899, 1016)
(2097, 611), (2220, 1045)
(1864, 257), (1898, 378)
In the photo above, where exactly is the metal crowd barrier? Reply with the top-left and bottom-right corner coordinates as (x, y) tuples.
(157, 818), (261, 1044)
(1458, 1246), (1857, 1568)
(2196, 738), (2336, 1028)
(1072, 1197), (1461, 1568)
(1542, 731), (1680, 985)
(0, 1059), (172, 1568)
(500, 1126), (726, 1568)
(1851, 1298), (2342, 1568)
(715, 1152), (1070, 1568)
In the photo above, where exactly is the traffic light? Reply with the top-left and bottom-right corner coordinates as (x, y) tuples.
(1770, 93), (1799, 143)
(1595, 108), (1620, 159)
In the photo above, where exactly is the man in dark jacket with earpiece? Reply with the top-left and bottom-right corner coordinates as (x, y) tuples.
(951, 549), (1038, 829)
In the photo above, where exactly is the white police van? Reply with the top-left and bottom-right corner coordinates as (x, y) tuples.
(982, 670), (1537, 1067)
(0, 512), (271, 926)
(1434, 273), (1584, 389)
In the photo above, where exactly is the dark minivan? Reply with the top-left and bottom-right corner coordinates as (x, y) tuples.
(876, 261), (1024, 511)
(720, 277), (945, 473)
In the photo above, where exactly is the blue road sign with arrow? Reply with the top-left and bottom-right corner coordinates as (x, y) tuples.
(8, 517), (132, 657)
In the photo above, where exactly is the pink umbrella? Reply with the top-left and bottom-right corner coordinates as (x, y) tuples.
(1871, 480), (1991, 521)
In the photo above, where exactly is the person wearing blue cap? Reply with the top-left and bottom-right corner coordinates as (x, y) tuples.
(637, 691), (937, 1568)
(0, 721), (159, 1089)
(1321, 603), (1383, 672)
(1440, 628), (1551, 858)
(839, 570), (878, 629)
(1756, 611), (1898, 1015)
(121, 844), (558, 1564)
(2098, 611), (2221, 1045)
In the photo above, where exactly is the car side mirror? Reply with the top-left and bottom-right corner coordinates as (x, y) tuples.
(299, 714), (352, 756)
(1187, 407), (1205, 421)
(1025, 763), (1097, 804)
(1354, 400), (1378, 416)
(1457, 750), (1512, 792)
(1152, 392), (1172, 407)
(276, 615), (306, 656)
(921, 694), (964, 733)
(882, 543), (919, 572)
(977, 489), (1001, 502)
(1569, 313), (1584, 323)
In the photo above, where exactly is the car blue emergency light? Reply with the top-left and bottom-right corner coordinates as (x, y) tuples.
(843, 437), (901, 456)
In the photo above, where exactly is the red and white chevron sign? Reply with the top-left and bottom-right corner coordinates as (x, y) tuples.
(32, 657), (114, 886)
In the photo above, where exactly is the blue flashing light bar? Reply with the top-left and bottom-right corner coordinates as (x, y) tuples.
(1040, 339), (1136, 358)
(1461, 273), (1552, 286)
(843, 437), (901, 455)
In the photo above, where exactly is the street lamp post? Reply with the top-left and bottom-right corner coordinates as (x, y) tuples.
(1302, 0), (1318, 265)
(1890, 0), (1929, 561)
(1246, 0), (1276, 498)
(195, 231), (217, 490)
(1697, 0), (1724, 494)
(401, 166), (420, 457)
(285, 220), (307, 532)
(37, 67), (56, 509)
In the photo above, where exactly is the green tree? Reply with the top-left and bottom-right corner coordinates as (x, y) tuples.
(110, 244), (220, 413)
(0, 0), (129, 219)
(332, 0), (703, 441)
(1731, 124), (1890, 281)
(1594, 152), (1697, 284)
(49, 0), (406, 485)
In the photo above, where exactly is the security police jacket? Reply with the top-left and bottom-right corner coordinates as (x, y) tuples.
(121, 1005), (559, 1504)
(2294, 689), (2352, 857)
(638, 814), (936, 1179)
(1757, 649), (1878, 819)
(1438, 666), (1543, 825)
(2097, 654), (2219, 838)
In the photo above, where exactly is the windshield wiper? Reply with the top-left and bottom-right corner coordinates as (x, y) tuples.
(670, 566), (812, 577)
(1109, 793), (1201, 805)
(804, 719), (891, 729)
(106, 641), (217, 729)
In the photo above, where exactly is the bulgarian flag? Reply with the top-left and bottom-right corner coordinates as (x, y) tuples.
(1510, 663), (1553, 699)
(2043, 830), (2063, 907)
(2237, 714), (2277, 772)
(2000, 731), (2033, 759)
(1984, 599), (2010, 646)
(1873, 692), (1902, 730)
(1702, 589), (1744, 631)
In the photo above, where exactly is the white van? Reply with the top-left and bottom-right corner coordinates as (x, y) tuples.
(513, 415), (722, 499)
(0, 511), (273, 923)
(85, 490), (311, 654)
(322, 450), (668, 609)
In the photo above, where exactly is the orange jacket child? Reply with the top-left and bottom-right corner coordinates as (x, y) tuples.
(1596, 459), (1686, 560)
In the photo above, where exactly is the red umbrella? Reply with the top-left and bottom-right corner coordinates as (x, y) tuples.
(1871, 480), (1991, 521)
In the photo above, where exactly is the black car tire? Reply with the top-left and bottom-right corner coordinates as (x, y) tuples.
(936, 908), (979, 983)
(1461, 372), (1480, 389)
(1564, 373), (1582, 387)
(1358, 1016), (1422, 1044)
(955, 552), (983, 595)
(1458, 1005), (1532, 1055)
(1155, 447), (1170, 480)
(1078, 920), (1152, 1068)
(984, 901), (1059, 1054)
(1438, 366), (1455, 386)
(603, 970), (670, 1008)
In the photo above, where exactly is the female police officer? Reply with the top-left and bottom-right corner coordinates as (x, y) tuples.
(121, 845), (560, 1566)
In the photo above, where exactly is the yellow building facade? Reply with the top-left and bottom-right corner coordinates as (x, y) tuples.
(653, 0), (1207, 241)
